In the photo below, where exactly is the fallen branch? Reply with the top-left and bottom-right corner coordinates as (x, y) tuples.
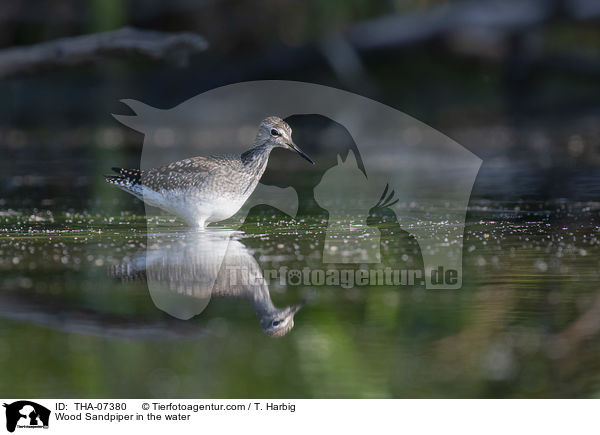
(0, 292), (208, 341)
(0, 26), (208, 78)
(347, 0), (600, 54)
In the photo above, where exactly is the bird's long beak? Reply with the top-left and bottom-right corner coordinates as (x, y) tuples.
(290, 300), (307, 315)
(288, 141), (315, 165)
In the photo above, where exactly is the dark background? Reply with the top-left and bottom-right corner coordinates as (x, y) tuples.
(1, 0), (600, 398)
(1, 0), (600, 210)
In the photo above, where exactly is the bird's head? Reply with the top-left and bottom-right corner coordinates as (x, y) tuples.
(259, 301), (305, 338)
(255, 116), (315, 165)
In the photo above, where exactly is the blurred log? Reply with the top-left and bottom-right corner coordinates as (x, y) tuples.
(347, 0), (600, 54)
(0, 292), (208, 341)
(194, 0), (600, 94)
(0, 26), (208, 78)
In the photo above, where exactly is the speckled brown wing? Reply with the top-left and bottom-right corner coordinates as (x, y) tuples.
(140, 157), (217, 193)
(106, 157), (216, 194)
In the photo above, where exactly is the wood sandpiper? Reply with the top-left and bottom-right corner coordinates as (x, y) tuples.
(105, 116), (314, 228)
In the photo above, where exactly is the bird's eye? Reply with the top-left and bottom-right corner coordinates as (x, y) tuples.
(272, 320), (281, 327)
(270, 129), (280, 137)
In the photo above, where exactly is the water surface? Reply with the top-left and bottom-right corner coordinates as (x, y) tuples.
(1, 175), (599, 398)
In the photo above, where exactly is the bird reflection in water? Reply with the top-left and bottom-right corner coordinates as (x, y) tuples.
(114, 229), (305, 337)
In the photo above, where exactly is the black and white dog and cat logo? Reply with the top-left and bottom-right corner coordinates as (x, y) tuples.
(3, 401), (50, 432)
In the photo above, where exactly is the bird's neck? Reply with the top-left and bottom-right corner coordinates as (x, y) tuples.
(251, 286), (277, 316)
(241, 143), (273, 172)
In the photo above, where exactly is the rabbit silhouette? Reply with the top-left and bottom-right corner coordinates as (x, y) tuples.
(314, 151), (383, 263)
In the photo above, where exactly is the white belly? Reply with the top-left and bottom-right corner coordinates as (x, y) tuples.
(201, 198), (245, 223)
(139, 187), (248, 228)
